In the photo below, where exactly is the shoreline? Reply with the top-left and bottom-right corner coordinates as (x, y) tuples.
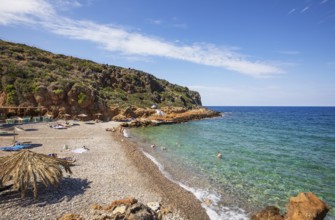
(112, 130), (210, 220)
(0, 121), (209, 220)
(125, 126), (252, 220)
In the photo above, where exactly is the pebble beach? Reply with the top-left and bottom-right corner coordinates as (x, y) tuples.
(0, 121), (208, 220)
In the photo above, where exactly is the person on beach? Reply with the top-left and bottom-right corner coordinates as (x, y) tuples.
(119, 127), (124, 134)
(217, 152), (222, 159)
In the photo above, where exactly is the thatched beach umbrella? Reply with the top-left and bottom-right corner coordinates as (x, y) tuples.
(45, 113), (53, 118)
(1, 125), (19, 144)
(62, 113), (71, 122)
(0, 150), (73, 199)
(94, 113), (103, 120)
(78, 113), (88, 120)
(77, 113), (88, 121)
(63, 113), (71, 118)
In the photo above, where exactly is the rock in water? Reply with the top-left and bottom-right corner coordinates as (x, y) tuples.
(286, 192), (329, 220)
(250, 206), (284, 220)
(251, 192), (330, 220)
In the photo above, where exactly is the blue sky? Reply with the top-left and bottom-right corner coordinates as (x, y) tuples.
(1, 0), (335, 106)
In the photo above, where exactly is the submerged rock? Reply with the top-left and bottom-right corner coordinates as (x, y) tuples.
(250, 206), (284, 220)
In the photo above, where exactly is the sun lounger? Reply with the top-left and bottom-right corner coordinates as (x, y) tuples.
(0, 143), (31, 151)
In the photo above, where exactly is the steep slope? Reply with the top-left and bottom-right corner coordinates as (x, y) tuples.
(0, 40), (202, 118)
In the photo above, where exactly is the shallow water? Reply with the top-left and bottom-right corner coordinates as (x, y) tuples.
(131, 107), (335, 219)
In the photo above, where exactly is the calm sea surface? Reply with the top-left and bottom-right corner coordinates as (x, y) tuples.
(130, 107), (335, 219)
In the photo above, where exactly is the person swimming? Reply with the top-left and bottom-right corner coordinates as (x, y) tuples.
(217, 152), (222, 159)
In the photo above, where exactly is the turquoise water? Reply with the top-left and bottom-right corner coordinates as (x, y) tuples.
(130, 107), (335, 219)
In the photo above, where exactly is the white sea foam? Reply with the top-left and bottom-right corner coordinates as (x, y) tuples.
(142, 151), (249, 220)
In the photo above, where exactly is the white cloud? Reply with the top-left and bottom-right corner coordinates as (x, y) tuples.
(288, 9), (296, 15)
(301, 6), (310, 13)
(0, 0), (283, 77)
(277, 50), (301, 55)
(0, 0), (54, 24)
(149, 19), (162, 25)
(172, 23), (188, 28)
(54, 0), (82, 10)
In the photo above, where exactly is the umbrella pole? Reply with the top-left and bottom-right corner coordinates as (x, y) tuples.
(13, 126), (16, 144)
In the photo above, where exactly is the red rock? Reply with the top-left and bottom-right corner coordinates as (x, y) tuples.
(286, 192), (329, 220)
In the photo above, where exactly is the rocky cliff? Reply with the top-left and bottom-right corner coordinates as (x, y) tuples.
(0, 40), (203, 119)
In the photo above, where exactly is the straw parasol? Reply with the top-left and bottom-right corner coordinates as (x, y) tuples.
(63, 113), (71, 118)
(78, 113), (88, 121)
(0, 150), (73, 199)
(45, 113), (53, 118)
(62, 113), (71, 122)
(94, 113), (103, 119)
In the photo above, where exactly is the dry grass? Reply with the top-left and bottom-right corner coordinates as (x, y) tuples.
(0, 149), (73, 199)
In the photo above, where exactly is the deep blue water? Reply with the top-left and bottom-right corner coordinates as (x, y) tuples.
(130, 107), (335, 219)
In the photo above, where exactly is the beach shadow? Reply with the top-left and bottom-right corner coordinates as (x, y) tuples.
(24, 128), (38, 132)
(27, 143), (43, 149)
(0, 178), (91, 208)
(0, 133), (17, 137)
(84, 122), (95, 125)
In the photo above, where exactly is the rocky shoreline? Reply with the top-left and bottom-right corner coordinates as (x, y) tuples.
(118, 107), (221, 128)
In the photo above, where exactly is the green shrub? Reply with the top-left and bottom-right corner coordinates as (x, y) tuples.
(5, 84), (15, 93)
(53, 89), (63, 95)
(78, 92), (86, 104)
(5, 84), (16, 104)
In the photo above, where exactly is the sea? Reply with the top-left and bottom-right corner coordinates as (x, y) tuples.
(129, 106), (335, 220)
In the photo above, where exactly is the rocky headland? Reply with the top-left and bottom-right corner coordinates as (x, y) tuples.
(0, 40), (217, 124)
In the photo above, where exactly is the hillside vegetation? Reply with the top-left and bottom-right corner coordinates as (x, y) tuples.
(0, 40), (202, 119)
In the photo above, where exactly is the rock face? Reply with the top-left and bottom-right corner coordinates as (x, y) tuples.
(286, 192), (330, 220)
(251, 192), (330, 220)
(0, 40), (203, 119)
